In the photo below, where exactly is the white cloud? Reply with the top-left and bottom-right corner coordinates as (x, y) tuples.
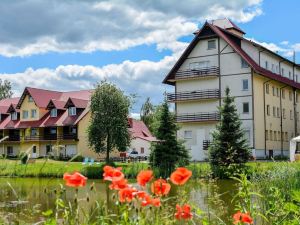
(0, 0), (263, 57)
(0, 56), (176, 111)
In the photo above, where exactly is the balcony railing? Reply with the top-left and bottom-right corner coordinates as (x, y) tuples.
(203, 140), (211, 150)
(175, 67), (220, 80)
(58, 134), (78, 140)
(176, 112), (220, 123)
(24, 135), (43, 141)
(7, 135), (20, 142)
(44, 134), (58, 140)
(167, 89), (220, 102)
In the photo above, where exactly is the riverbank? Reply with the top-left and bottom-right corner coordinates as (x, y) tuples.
(0, 158), (299, 178)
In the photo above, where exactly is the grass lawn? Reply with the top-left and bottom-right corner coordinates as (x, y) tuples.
(0, 158), (299, 178)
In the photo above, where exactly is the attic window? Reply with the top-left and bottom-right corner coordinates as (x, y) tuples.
(68, 107), (76, 116)
(11, 112), (18, 121)
(207, 40), (216, 50)
(28, 96), (33, 102)
(50, 108), (57, 117)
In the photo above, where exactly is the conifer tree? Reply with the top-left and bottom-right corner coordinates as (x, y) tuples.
(209, 87), (251, 178)
(150, 99), (190, 177)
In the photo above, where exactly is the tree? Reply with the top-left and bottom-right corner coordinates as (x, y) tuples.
(209, 87), (251, 178)
(140, 97), (154, 130)
(0, 79), (13, 100)
(88, 81), (131, 164)
(150, 99), (190, 177)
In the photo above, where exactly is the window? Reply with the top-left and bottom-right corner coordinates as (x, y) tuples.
(289, 91), (293, 101)
(270, 130), (273, 141)
(274, 132), (277, 141)
(285, 132), (288, 142)
(50, 127), (57, 134)
(282, 89), (285, 99)
(276, 65), (279, 74)
(266, 84), (269, 94)
(276, 88), (279, 97)
(289, 71), (292, 79)
(70, 127), (77, 134)
(50, 108), (57, 117)
(283, 108), (286, 119)
(278, 131), (281, 141)
(68, 107), (76, 116)
(271, 64), (275, 72)
(242, 79), (249, 90)
(28, 96), (33, 102)
(241, 58), (249, 68)
(266, 105), (270, 116)
(272, 86), (275, 96)
(277, 107), (280, 118)
(281, 68), (285, 76)
(22, 110), (29, 119)
(11, 112), (18, 120)
(290, 110), (293, 120)
(273, 106), (276, 117)
(46, 145), (52, 155)
(266, 130), (269, 140)
(207, 40), (216, 50)
(32, 146), (37, 154)
(243, 102), (249, 114)
(265, 61), (269, 70)
(184, 130), (192, 139)
(31, 128), (38, 136)
(140, 147), (144, 154)
(296, 75), (298, 83)
(189, 61), (210, 70)
(31, 109), (37, 118)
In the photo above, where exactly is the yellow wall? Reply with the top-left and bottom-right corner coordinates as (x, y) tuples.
(20, 95), (41, 121)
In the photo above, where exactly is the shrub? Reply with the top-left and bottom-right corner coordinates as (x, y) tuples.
(81, 165), (103, 179)
(19, 153), (28, 164)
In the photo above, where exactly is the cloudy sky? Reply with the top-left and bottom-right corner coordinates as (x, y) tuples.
(0, 0), (299, 115)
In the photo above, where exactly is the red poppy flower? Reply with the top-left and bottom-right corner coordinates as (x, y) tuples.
(151, 178), (171, 196)
(103, 165), (124, 182)
(137, 170), (153, 186)
(118, 187), (137, 203)
(233, 211), (253, 224)
(134, 191), (148, 199)
(63, 172), (87, 187)
(151, 198), (161, 207)
(170, 167), (192, 186)
(175, 204), (193, 220)
(109, 178), (128, 190)
(141, 194), (152, 207)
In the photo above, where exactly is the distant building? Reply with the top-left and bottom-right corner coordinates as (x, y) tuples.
(0, 87), (156, 159)
(163, 18), (300, 160)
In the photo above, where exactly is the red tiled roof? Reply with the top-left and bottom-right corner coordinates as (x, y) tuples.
(128, 118), (157, 142)
(0, 97), (20, 114)
(65, 97), (89, 108)
(47, 99), (66, 110)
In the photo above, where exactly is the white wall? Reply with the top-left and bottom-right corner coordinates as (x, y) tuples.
(130, 138), (151, 157)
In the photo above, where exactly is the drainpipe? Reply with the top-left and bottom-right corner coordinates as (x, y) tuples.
(263, 79), (272, 158)
(280, 85), (287, 156)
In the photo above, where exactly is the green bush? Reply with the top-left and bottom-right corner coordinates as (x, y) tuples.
(81, 165), (103, 179)
(19, 153), (28, 164)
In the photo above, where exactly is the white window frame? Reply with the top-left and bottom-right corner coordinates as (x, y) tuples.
(189, 61), (210, 70)
(242, 79), (249, 91)
(11, 112), (18, 120)
(50, 108), (57, 117)
(68, 107), (77, 116)
(31, 109), (37, 118)
(207, 40), (216, 50)
(22, 110), (28, 119)
(184, 130), (192, 139)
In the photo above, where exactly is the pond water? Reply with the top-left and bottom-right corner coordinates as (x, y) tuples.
(0, 177), (237, 224)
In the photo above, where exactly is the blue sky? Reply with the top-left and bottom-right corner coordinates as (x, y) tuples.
(0, 0), (299, 115)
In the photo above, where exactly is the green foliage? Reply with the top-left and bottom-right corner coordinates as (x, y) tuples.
(140, 97), (155, 131)
(209, 87), (251, 178)
(88, 81), (132, 164)
(150, 99), (190, 177)
(19, 152), (28, 164)
(0, 79), (13, 100)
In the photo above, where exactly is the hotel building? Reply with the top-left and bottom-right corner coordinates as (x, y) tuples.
(163, 19), (300, 160)
(0, 87), (155, 159)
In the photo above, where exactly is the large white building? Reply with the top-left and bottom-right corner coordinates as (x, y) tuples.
(163, 19), (300, 161)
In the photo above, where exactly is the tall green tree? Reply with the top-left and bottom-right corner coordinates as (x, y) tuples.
(0, 79), (13, 100)
(140, 97), (154, 130)
(209, 87), (251, 178)
(150, 99), (190, 177)
(88, 81), (131, 164)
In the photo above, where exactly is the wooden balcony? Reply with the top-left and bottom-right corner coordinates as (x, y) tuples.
(6, 135), (20, 142)
(174, 67), (219, 80)
(24, 134), (57, 141)
(58, 134), (78, 141)
(176, 112), (220, 123)
(167, 89), (220, 102)
(203, 140), (211, 150)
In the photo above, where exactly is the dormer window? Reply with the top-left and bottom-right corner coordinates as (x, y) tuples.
(207, 40), (216, 50)
(68, 107), (76, 116)
(28, 96), (33, 102)
(50, 108), (57, 117)
(11, 112), (18, 120)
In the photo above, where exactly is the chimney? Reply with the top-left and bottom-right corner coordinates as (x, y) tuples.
(211, 18), (245, 37)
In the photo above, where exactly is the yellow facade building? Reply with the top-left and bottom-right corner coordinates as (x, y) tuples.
(163, 19), (300, 160)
